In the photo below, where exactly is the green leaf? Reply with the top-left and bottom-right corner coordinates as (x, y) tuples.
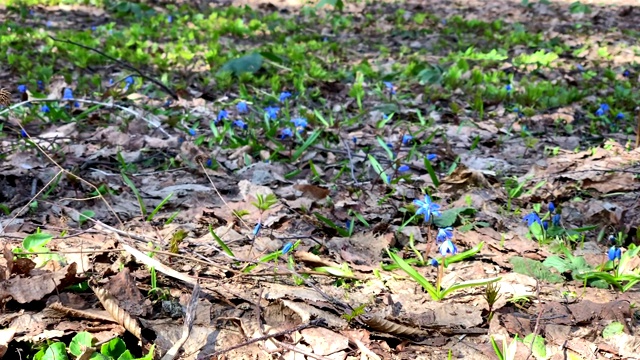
(315, 0), (344, 11)
(441, 276), (501, 298)
(23, 233), (53, 251)
(117, 350), (135, 360)
(42, 342), (69, 360)
(134, 344), (155, 360)
(292, 130), (321, 161)
(367, 154), (389, 185)
(122, 172), (146, 217)
(424, 157), (440, 187)
(147, 192), (173, 222)
(314, 213), (349, 237)
(387, 249), (440, 300)
(219, 52), (263, 76)
(70, 332), (94, 356)
(490, 337), (504, 360)
(509, 257), (564, 283)
(101, 337), (127, 359)
(433, 207), (475, 228)
(78, 210), (95, 226)
(602, 321), (624, 339)
(209, 225), (235, 257)
(529, 221), (544, 241)
(523, 334), (546, 360)
(259, 51), (285, 64)
(315, 264), (354, 278)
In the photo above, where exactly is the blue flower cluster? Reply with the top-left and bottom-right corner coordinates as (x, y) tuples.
(523, 202), (561, 231)
(413, 195), (458, 261)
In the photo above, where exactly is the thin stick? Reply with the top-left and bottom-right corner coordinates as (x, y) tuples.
(48, 36), (178, 100)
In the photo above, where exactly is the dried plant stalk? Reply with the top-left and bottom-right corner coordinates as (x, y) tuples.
(90, 282), (142, 339)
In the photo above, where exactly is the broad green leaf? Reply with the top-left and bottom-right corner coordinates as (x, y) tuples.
(23, 233), (53, 251)
(523, 334), (546, 360)
(509, 257), (564, 283)
(101, 337), (127, 359)
(315, 264), (354, 278)
(70, 332), (94, 356)
(78, 210), (95, 226)
(602, 321), (624, 339)
(219, 52), (263, 76)
(42, 342), (68, 360)
(433, 207), (475, 228)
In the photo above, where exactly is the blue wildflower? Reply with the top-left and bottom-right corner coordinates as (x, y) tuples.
(279, 91), (292, 102)
(398, 165), (410, 173)
(253, 222), (262, 236)
(548, 202), (555, 213)
(552, 214), (561, 226)
(577, 64), (585, 71)
(108, 78), (114, 86)
(37, 80), (44, 91)
(599, 104), (610, 113)
(206, 158), (213, 167)
(125, 76), (134, 85)
(430, 259), (439, 267)
(188, 128), (196, 136)
(402, 134), (413, 145)
(439, 239), (458, 256)
(291, 118), (307, 131)
(233, 119), (248, 130)
(20, 129), (27, 138)
(607, 246), (621, 261)
(74, 101), (80, 108)
(282, 242), (293, 255)
(265, 106), (279, 120)
(427, 154), (437, 161)
(46, 21), (52, 27)
(279, 128), (293, 139)
(167, 15), (173, 23)
(543, 221), (549, 230)
(352, 137), (357, 144)
(523, 212), (542, 227)
(616, 112), (624, 120)
(40, 104), (50, 113)
(383, 81), (396, 95)
(595, 108), (605, 117)
(236, 101), (248, 114)
(623, 69), (630, 77)
(17, 85), (27, 93)
(62, 88), (74, 100)
(505, 84), (512, 92)
(436, 227), (453, 243)
(413, 195), (442, 223)
(217, 109), (229, 122)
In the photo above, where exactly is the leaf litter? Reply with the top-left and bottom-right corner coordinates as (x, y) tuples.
(1, 0), (640, 359)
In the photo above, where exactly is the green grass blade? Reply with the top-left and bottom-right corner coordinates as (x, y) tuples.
(441, 276), (501, 298)
(147, 192), (173, 222)
(121, 172), (146, 217)
(367, 154), (389, 184)
(209, 224), (235, 257)
(424, 156), (440, 187)
(387, 249), (440, 300)
(292, 129), (321, 161)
